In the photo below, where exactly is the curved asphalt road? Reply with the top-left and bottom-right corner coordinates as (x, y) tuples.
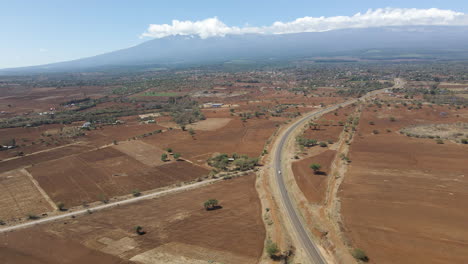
(273, 89), (385, 264)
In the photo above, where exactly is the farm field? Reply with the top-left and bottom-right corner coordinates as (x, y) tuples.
(292, 149), (336, 204)
(27, 146), (209, 207)
(339, 103), (468, 264)
(0, 169), (53, 220)
(142, 116), (280, 165)
(0, 174), (264, 264)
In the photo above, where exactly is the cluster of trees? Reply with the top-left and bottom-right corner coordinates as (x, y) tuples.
(207, 153), (258, 171)
(296, 136), (318, 147)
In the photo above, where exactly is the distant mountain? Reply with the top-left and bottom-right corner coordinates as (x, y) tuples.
(2, 26), (468, 74)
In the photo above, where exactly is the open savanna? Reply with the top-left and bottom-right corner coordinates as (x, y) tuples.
(0, 175), (264, 264)
(339, 103), (468, 264)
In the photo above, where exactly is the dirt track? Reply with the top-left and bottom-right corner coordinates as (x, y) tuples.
(0, 175), (265, 264)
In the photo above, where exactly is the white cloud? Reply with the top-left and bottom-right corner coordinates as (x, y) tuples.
(141, 8), (468, 39)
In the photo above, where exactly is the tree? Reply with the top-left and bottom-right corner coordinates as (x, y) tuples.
(310, 163), (322, 174)
(166, 148), (172, 153)
(204, 199), (219, 210)
(173, 153), (181, 160)
(266, 240), (279, 258)
(161, 153), (168, 162)
(319, 142), (328, 147)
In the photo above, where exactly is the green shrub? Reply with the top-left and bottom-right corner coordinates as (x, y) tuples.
(351, 248), (369, 262)
(266, 240), (279, 258)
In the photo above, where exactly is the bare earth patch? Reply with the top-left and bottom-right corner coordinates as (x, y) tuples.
(112, 140), (166, 167)
(186, 118), (232, 131)
(400, 122), (467, 141)
(0, 169), (53, 220)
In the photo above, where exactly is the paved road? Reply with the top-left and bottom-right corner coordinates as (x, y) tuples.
(273, 89), (386, 264)
(0, 178), (219, 233)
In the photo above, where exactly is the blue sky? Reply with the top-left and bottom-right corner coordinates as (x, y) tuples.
(1, 0), (467, 68)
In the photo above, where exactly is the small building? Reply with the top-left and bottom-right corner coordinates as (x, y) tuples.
(81, 122), (91, 128)
(211, 103), (224, 108)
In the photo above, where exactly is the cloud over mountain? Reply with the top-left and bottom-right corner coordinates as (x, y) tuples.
(141, 8), (468, 39)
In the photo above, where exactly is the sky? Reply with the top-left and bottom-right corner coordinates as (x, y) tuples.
(1, 0), (467, 68)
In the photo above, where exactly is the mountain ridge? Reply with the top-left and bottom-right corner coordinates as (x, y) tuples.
(2, 25), (468, 74)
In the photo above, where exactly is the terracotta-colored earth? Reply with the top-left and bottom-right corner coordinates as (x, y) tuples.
(27, 147), (209, 207)
(292, 149), (336, 204)
(142, 117), (279, 164)
(302, 105), (353, 142)
(0, 174), (264, 264)
(340, 104), (468, 264)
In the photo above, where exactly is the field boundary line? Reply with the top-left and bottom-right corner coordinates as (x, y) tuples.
(0, 177), (221, 233)
(21, 168), (58, 210)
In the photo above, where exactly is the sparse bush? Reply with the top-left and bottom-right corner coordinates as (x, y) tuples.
(319, 142), (328, 147)
(310, 163), (322, 174)
(436, 139), (444, 144)
(266, 240), (280, 258)
(161, 153), (168, 162)
(57, 202), (66, 211)
(372, 130), (379, 134)
(28, 214), (39, 220)
(389, 116), (396, 122)
(351, 248), (369, 262)
(234, 156), (258, 171)
(0, 219), (5, 225)
(369, 121), (375, 125)
(99, 194), (109, 204)
(461, 138), (468, 144)
(203, 199), (219, 210)
(188, 128), (195, 136)
(173, 153), (181, 160)
(135, 226), (146, 235)
(132, 189), (141, 197)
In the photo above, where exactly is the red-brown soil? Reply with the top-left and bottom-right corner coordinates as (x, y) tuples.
(142, 117), (279, 164)
(0, 144), (94, 173)
(27, 147), (209, 207)
(302, 106), (353, 142)
(0, 174), (264, 264)
(339, 104), (468, 264)
(292, 149), (336, 204)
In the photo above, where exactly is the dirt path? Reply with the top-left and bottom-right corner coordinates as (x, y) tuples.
(0, 178), (221, 233)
